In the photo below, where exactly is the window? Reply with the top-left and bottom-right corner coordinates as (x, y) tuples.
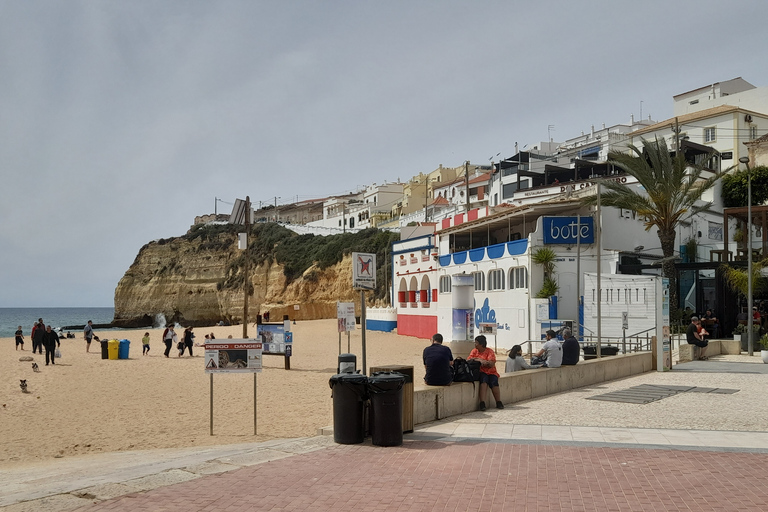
(473, 271), (485, 291)
(704, 127), (716, 143)
(509, 267), (528, 289)
(502, 183), (518, 199)
(439, 275), (451, 293)
(689, 99), (699, 105)
(488, 269), (505, 291)
(751, 126), (759, 140)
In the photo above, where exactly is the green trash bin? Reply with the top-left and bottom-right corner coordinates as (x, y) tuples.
(108, 339), (119, 360)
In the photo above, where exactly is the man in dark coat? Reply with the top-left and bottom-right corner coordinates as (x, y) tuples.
(561, 328), (580, 365)
(32, 321), (46, 355)
(43, 325), (60, 365)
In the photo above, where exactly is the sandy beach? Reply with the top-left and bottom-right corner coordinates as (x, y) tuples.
(1, 320), (487, 467)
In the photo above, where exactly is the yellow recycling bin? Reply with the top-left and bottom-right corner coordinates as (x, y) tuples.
(108, 339), (120, 360)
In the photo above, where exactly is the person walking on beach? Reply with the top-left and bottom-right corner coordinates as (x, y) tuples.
(32, 320), (45, 355)
(162, 325), (177, 358)
(84, 320), (95, 353)
(142, 332), (150, 355)
(182, 326), (195, 357)
(43, 325), (60, 365)
(15, 326), (25, 350)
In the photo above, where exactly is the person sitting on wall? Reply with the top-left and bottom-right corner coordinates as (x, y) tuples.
(561, 328), (580, 365)
(702, 309), (719, 338)
(423, 333), (453, 386)
(531, 330), (563, 368)
(505, 344), (541, 372)
(686, 316), (709, 361)
(467, 335), (503, 410)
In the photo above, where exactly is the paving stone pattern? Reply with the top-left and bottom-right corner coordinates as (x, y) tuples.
(587, 384), (739, 404)
(71, 440), (767, 512)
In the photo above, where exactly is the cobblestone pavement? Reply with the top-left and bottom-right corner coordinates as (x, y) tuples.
(3, 357), (767, 511)
(71, 440), (767, 512)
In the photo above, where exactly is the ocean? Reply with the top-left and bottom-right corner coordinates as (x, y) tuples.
(0, 307), (115, 338)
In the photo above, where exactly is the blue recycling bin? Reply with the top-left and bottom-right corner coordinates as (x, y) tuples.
(118, 339), (130, 359)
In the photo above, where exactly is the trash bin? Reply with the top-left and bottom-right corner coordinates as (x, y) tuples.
(338, 353), (356, 374)
(583, 345), (621, 360)
(108, 339), (119, 360)
(329, 373), (368, 444)
(369, 365), (414, 433)
(100, 339), (109, 359)
(118, 339), (130, 359)
(368, 372), (405, 447)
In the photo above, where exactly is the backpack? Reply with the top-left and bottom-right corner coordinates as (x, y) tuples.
(453, 358), (481, 382)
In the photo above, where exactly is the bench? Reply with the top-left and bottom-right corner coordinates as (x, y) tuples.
(412, 352), (653, 425)
(677, 339), (740, 362)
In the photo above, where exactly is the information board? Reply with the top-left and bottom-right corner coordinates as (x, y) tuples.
(337, 301), (356, 332)
(205, 340), (262, 373)
(257, 323), (293, 355)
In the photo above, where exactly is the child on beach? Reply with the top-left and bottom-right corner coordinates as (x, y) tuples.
(142, 332), (150, 355)
(15, 326), (24, 350)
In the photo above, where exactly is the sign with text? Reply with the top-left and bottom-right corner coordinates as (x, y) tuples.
(337, 301), (356, 332)
(352, 252), (376, 290)
(257, 324), (293, 356)
(542, 216), (594, 245)
(205, 340), (262, 373)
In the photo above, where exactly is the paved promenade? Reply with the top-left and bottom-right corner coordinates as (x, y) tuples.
(2, 356), (767, 511)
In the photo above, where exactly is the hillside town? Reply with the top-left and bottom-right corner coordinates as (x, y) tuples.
(199, 77), (768, 351)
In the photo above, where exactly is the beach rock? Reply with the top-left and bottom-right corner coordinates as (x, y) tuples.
(113, 229), (362, 327)
(19, 356), (34, 362)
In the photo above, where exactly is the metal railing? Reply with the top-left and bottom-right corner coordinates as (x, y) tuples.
(518, 330), (658, 360)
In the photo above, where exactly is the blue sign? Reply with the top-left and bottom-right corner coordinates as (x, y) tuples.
(542, 217), (594, 244)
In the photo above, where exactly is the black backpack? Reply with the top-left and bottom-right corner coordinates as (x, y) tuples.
(453, 358), (481, 382)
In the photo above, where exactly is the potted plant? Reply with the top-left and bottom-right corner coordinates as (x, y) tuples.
(533, 247), (559, 298)
(732, 323), (747, 341)
(733, 323), (761, 352)
(759, 334), (768, 363)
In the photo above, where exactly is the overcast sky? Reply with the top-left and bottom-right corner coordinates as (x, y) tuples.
(2, 1), (768, 308)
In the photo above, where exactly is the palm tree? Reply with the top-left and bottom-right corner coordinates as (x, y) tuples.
(583, 137), (722, 310)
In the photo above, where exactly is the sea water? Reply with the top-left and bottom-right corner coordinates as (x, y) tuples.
(0, 307), (115, 338)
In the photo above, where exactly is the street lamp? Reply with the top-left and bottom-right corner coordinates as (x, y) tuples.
(739, 156), (753, 356)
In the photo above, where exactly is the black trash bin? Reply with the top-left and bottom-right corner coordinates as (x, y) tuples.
(329, 374), (368, 444)
(368, 372), (405, 447)
(100, 339), (109, 360)
(583, 345), (621, 360)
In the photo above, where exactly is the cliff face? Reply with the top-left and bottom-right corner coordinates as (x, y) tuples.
(113, 234), (360, 327)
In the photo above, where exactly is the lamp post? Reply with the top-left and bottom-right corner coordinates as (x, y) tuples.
(739, 156), (754, 356)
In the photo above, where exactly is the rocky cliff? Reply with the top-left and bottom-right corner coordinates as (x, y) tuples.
(113, 224), (391, 327)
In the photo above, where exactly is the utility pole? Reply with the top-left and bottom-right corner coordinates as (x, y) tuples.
(243, 196), (250, 338)
(464, 161), (470, 213)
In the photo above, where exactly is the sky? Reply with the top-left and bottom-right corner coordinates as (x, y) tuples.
(2, 0), (768, 308)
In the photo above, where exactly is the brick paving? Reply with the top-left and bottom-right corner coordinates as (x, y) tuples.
(72, 440), (768, 512)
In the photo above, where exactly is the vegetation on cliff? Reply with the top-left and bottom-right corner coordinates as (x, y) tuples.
(183, 222), (400, 301)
